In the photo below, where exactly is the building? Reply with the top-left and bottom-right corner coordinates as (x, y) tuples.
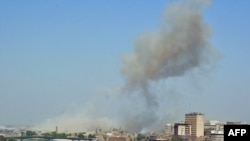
(204, 120), (224, 136)
(107, 136), (130, 141)
(226, 121), (246, 125)
(148, 134), (169, 141)
(165, 124), (173, 135)
(185, 112), (204, 138)
(209, 133), (223, 141)
(174, 123), (185, 136)
(174, 123), (191, 137)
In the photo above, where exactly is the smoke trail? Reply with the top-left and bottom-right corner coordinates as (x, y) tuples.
(121, 0), (218, 132)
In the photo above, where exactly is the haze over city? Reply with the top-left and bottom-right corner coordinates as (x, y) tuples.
(0, 0), (250, 133)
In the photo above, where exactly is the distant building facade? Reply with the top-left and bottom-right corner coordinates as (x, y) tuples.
(204, 120), (224, 136)
(107, 136), (130, 141)
(174, 123), (191, 137)
(209, 133), (223, 141)
(165, 124), (173, 135)
(174, 123), (185, 136)
(185, 112), (204, 138)
(226, 121), (246, 125)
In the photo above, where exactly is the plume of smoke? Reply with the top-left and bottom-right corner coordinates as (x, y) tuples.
(121, 0), (218, 132)
(35, 0), (219, 133)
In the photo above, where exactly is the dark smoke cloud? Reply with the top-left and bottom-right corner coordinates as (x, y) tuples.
(121, 0), (219, 132)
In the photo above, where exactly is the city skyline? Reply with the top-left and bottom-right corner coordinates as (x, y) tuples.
(0, 0), (250, 132)
(0, 111), (247, 141)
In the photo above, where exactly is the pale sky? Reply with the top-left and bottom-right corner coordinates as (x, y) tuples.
(0, 0), (250, 132)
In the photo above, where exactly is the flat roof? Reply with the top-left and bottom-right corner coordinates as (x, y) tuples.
(185, 112), (204, 116)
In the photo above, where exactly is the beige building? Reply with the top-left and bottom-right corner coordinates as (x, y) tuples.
(174, 123), (191, 136)
(174, 123), (186, 136)
(185, 112), (204, 138)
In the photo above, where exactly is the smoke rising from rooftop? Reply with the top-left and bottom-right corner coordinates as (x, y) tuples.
(121, 0), (218, 132)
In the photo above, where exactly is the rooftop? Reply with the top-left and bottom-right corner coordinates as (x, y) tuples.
(185, 112), (204, 116)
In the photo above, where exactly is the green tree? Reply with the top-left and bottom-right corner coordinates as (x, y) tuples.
(78, 133), (85, 139)
(56, 133), (67, 138)
(88, 134), (96, 139)
(26, 130), (37, 136)
(0, 135), (6, 141)
(49, 132), (67, 138)
(42, 132), (52, 137)
(51, 131), (57, 137)
(170, 137), (183, 141)
(21, 132), (25, 137)
(137, 134), (145, 141)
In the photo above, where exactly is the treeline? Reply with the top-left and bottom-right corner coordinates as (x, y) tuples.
(0, 136), (15, 141)
(136, 134), (183, 141)
(21, 130), (95, 139)
(41, 132), (95, 139)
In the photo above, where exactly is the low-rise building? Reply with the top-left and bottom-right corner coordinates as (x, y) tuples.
(174, 123), (191, 137)
(107, 136), (130, 141)
(209, 133), (223, 141)
(204, 120), (224, 136)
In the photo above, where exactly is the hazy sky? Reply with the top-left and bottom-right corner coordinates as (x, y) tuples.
(0, 0), (250, 132)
